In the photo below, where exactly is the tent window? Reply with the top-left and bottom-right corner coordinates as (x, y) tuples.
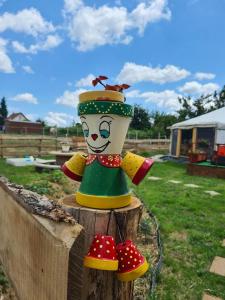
(180, 129), (192, 156)
(197, 127), (215, 157)
(171, 129), (178, 156)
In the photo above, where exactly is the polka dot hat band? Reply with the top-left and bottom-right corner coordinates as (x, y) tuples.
(78, 90), (133, 117)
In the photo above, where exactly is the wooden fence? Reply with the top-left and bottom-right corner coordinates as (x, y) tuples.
(0, 135), (170, 158)
(0, 136), (61, 157)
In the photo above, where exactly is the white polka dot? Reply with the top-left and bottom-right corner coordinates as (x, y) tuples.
(133, 265), (136, 268)
(139, 260), (142, 262)
(134, 258), (137, 261)
(125, 253), (127, 255)
(101, 236), (104, 239)
(93, 248), (96, 251)
(96, 240), (99, 243)
(113, 257), (115, 259)
(99, 245), (103, 248)
(130, 256), (132, 258)
(121, 257), (123, 261)
(106, 241), (110, 245)
(106, 250), (110, 253)
(126, 247), (129, 251)
(128, 261), (130, 264)
(122, 265), (124, 268)
(113, 246), (115, 249)
(131, 250), (133, 253)
(98, 254), (101, 258)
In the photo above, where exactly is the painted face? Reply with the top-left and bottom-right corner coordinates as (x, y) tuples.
(80, 114), (131, 155)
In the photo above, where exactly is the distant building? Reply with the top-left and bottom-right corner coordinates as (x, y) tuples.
(169, 107), (225, 158)
(5, 113), (44, 134)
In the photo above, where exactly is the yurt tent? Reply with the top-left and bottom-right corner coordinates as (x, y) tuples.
(170, 107), (225, 157)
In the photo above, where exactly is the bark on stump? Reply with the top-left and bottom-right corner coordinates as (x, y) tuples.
(61, 195), (143, 300)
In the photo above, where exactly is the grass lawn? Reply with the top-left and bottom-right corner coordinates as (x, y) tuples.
(0, 157), (225, 299)
(132, 161), (225, 299)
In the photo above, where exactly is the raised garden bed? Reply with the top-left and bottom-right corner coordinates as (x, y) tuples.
(187, 161), (225, 179)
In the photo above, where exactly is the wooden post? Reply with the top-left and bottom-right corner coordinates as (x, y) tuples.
(0, 177), (85, 300)
(0, 135), (3, 158)
(176, 128), (182, 157)
(61, 195), (143, 300)
(39, 138), (42, 157)
(192, 127), (197, 153)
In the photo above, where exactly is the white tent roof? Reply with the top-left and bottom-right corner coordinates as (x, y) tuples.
(171, 107), (225, 130)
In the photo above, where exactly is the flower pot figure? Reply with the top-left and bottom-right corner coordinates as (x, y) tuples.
(62, 89), (154, 209)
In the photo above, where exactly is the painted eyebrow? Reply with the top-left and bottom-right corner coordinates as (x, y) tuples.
(100, 115), (114, 120)
(80, 116), (86, 119)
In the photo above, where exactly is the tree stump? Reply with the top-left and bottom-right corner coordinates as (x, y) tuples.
(61, 195), (143, 300)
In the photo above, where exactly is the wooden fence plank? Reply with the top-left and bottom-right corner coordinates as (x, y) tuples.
(0, 178), (85, 300)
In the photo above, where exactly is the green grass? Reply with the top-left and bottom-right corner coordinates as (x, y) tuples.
(131, 161), (225, 299)
(0, 158), (225, 299)
(0, 158), (75, 197)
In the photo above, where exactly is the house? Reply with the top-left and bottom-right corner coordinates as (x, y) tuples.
(5, 113), (44, 134)
(169, 107), (225, 158)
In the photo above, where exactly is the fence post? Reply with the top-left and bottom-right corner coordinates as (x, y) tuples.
(38, 138), (42, 157)
(0, 135), (3, 158)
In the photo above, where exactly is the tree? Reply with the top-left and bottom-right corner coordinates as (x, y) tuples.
(150, 111), (178, 137)
(176, 85), (225, 122)
(213, 86), (225, 109)
(130, 105), (151, 130)
(0, 97), (8, 126)
(36, 118), (46, 127)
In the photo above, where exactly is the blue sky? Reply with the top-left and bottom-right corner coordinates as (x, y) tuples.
(0, 0), (225, 126)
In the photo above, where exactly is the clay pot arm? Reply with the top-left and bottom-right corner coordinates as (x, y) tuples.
(61, 152), (87, 182)
(120, 152), (154, 185)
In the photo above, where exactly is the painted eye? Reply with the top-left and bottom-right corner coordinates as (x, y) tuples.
(82, 122), (89, 138)
(99, 121), (110, 139)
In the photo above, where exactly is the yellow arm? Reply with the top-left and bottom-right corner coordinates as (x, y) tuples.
(62, 152), (87, 182)
(121, 152), (154, 185)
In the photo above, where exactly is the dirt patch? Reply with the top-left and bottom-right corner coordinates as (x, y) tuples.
(169, 231), (188, 241)
(133, 207), (160, 299)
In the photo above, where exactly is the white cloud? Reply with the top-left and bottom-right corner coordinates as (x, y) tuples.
(0, 38), (15, 73)
(45, 112), (74, 127)
(117, 62), (190, 84)
(11, 93), (38, 104)
(194, 72), (215, 81)
(26, 113), (38, 121)
(130, 0), (171, 34)
(12, 34), (62, 54)
(179, 81), (219, 95)
(127, 88), (181, 110)
(22, 65), (34, 74)
(63, 0), (171, 51)
(0, 8), (55, 36)
(75, 74), (95, 87)
(55, 89), (87, 107)
(64, 0), (83, 13)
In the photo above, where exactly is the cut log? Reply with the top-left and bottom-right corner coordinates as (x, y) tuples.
(61, 195), (143, 300)
(0, 177), (85, 300)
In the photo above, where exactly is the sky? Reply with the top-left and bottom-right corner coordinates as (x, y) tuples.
(0, 0), (225, 127)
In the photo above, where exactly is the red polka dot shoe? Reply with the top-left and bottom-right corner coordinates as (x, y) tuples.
(116, 240), (149, 281)
(84, 234), (118, 271)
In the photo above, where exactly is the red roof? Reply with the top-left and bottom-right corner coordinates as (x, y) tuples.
(7, 112), (30, 121)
